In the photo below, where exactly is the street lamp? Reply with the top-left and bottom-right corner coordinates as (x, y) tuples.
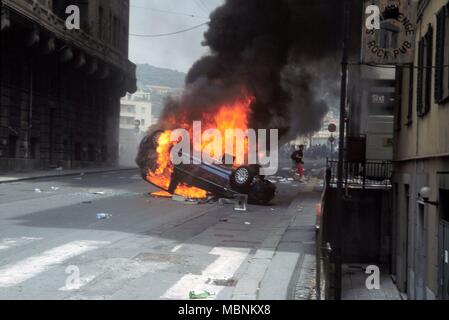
(418, 186), (439, 207)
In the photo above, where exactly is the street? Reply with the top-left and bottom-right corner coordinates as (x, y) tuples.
(0, 168), (320, 300)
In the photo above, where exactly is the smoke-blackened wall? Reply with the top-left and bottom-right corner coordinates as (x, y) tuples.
(161, 0), (347, 139)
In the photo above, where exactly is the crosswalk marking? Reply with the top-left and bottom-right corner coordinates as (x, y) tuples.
(0, 240), (108, 288)
(162, 247), (249, 299)
(0, 237), (43, 251)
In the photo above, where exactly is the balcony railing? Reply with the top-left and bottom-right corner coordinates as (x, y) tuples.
(326, 159), (392, 188)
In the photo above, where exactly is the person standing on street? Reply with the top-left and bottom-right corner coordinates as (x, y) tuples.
(291, 145), (305, 179)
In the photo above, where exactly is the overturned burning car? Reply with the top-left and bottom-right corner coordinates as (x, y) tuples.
(136, 129), (276, 205)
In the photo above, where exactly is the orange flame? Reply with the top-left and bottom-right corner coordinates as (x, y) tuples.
(147, 95), (254, 199)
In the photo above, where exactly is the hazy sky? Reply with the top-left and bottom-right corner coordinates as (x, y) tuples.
(129, 0), (223, 73)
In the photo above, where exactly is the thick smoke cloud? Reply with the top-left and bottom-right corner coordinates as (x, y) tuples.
(161, 0), (345, 139)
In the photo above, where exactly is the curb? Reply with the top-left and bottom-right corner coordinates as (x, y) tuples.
(0, 167), (138, 184)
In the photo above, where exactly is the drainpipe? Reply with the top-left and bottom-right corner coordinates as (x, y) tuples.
(335, 0), (351, 300)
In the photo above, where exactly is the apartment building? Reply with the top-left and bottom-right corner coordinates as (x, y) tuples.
(393, 0), (449, 300)
(0, 0), (136, 170)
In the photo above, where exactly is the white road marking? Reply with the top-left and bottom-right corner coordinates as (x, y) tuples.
(59, 275), (97, 292)
(0, 237), (43, 251)
(171, 244), (183, 253)
(0, 240), (108, 287)
(162, 247), (249, 299)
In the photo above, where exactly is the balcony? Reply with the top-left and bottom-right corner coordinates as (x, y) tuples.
(326, 159), (393, 189)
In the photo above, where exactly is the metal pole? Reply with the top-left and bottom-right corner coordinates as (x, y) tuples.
(335, 0), (350, 300)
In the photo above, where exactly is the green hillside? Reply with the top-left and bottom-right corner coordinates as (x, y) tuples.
(136, 64), (186, 89)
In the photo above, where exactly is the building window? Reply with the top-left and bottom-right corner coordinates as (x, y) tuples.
(417, 25), (433, 117)
(435, 5), (449, 104)
(30, 138), (39, 159)
(407, 64), (414, 124)
(74, 142), (82, 161)
(99, 6), (104, 40)
(8, 135), (17, 158)
(441, 189), (449, 223)
(395, 67), (403, 131)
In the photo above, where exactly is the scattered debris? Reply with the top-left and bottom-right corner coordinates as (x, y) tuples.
(184, 198), (199, 205)
(96, 213), (112, 220)
(172, 195), (187, 202)
(218, 198), (235, 205)
(189, 291), (212, 300)
(151, 191), (172, 198)
(35, 187), (60, 193)
(218, 195), (248, 211)
(210, 279), (237, 287)
(204, 196), (217, 204)
(234, 194), (248, 211)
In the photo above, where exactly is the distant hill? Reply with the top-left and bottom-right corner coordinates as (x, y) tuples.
(136, 64), (186, 89)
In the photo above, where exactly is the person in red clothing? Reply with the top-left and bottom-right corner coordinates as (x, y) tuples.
(291, 145), (305, 178)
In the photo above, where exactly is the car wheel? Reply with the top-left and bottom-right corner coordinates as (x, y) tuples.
(230, 166), (255, 192)
(248, 179), (276, 205)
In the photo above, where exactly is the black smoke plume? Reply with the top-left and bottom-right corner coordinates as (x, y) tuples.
(161, 0), (345, 139)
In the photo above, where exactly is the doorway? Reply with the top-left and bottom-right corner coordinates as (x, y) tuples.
(49, 108), (55, 165)
(439, 189), (449, 300)
(415, 202), (426, 299)
(403, 184), (410, 293)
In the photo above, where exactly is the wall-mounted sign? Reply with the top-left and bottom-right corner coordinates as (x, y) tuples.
(362, 0), (417, 65)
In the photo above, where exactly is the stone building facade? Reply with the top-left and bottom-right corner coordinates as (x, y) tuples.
(0, 0), (136, 170)
(393, 0), (449, 300)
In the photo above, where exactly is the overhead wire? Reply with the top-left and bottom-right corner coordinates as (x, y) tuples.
(130, 5), (208, 19)
(129, 21), (210, 38)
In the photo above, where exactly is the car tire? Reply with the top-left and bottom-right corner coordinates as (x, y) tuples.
(247, 179), (276, 205)
(230, 166), (255, 192)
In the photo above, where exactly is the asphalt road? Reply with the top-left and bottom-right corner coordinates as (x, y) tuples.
(0, 165), (320, 300)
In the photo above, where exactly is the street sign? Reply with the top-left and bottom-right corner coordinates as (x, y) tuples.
(328, 123), (337, 133)
(362, 0), (417, 65)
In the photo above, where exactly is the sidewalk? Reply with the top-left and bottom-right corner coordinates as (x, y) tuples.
(0, 166), (137, 184)
(342, 264), (402, 300)
(231, 179), (321, 300)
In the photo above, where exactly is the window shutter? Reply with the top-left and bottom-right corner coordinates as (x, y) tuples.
(407, 64), (414, 124)
(395, 66), (403, 131)
(417, 39), (424, 115)
(435, 9), (444, 103)
(424, 25), (433, 114)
